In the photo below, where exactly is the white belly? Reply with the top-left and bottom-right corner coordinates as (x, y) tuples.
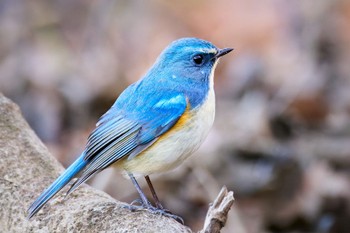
(120, 87), (216, 176)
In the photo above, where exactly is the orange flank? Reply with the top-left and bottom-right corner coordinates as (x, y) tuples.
(159, 102), (192, 139)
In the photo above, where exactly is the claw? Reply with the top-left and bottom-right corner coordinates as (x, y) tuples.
(145, 205), (184, 224)
(130, 198), (143, 206)
(123, 202), (184, 224)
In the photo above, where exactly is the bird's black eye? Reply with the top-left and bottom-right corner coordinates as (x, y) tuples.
(193, 54), (204, 65)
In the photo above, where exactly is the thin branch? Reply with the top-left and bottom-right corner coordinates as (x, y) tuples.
(200, 186), (235, 233)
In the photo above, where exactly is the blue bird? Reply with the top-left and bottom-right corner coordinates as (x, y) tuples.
(27, 38), (233, 221)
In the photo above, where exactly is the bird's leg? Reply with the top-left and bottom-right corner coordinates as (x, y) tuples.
(128, 173), (152, 208)
(127, 173), (184, 224)
(144, 175), (163, 209)
(144, 175), (184, 224)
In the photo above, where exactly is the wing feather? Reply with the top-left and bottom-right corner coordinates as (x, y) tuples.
(65, 91), (188, 195)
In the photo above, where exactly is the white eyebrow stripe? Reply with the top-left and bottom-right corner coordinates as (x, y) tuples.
(198, 48), (217, 54)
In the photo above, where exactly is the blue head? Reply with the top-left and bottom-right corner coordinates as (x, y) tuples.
(139, 38), (233, 108)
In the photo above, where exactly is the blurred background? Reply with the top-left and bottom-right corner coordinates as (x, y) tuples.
(1, 0), (350, 232)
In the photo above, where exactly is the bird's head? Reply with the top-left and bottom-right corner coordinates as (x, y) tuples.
(151, 38), (233, 85)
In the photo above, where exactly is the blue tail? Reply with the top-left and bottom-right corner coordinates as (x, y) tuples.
(27, 153), (88, 219)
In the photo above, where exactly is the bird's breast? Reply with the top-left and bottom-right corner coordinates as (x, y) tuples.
(121, 87), (216, 176)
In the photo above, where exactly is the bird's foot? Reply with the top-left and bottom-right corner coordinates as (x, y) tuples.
(146, 205), (184, 224)
(123, 198), (153, 211)
(123, 200), (184, 224)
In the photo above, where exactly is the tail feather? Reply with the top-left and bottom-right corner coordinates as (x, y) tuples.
(27, 153), (87, 219)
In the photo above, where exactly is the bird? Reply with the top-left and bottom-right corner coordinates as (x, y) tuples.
(27, 37), (233, 221)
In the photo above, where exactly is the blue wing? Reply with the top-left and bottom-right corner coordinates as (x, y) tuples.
(27, 82), (187, 219)
(67, 88), (187, 194)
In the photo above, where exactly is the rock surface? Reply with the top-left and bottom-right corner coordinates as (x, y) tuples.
(0, 93), (191, 233)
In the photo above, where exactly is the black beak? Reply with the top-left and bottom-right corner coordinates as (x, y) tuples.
(215, 48), (234, 59)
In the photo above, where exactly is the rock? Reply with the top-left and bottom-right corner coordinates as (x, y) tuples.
(0, 93), (191, 233)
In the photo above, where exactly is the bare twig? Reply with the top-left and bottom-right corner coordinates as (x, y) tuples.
(200, 186), (235, 233)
